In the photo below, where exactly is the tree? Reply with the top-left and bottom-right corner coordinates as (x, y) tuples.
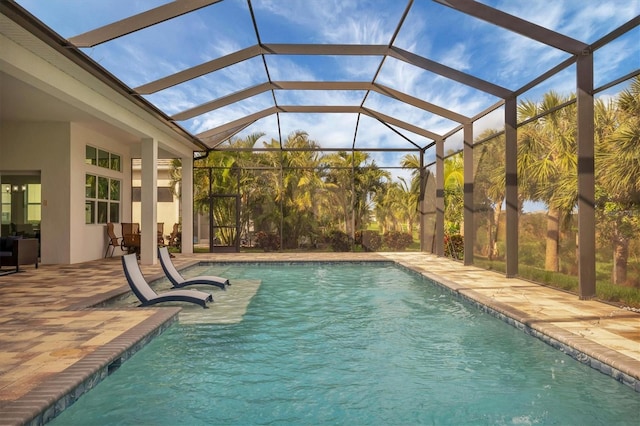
(443, 152), (464, 235)
(473, 130), (506, 259)
(596, 77), (640, 285)
(323, 151), (388, 238)
(399, 154), (423, 236)
(518, 92), (577, 272)
(279, 131), (324, 249)
(189, 133), (265, 246)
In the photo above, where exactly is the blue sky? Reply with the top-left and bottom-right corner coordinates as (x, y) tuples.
(16, 0), (640, 173)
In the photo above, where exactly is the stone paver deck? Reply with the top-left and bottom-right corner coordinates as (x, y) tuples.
(0, 252), (638, 425)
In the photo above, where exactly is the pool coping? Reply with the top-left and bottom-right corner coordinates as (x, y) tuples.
(4, 308), (180, 426)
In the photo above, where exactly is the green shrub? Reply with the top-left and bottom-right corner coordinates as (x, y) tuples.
(361, 230), (383, 252)
(328, 230), (351, 252)
(255, 231), (280, 251)
(444, 234), (464, 259)
(384, 231), (413, 251)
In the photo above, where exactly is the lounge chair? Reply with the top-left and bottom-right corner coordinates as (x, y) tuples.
(158, 246), (230, 290)
(121, 253), (212, 308)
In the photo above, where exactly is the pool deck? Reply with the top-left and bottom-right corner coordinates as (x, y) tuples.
(0, 252), (639, 425)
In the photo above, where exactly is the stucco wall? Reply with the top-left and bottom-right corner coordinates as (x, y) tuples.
(0, 121), (71, 264)
(71, 123), (132, 262)
(0, 121), (133, 264)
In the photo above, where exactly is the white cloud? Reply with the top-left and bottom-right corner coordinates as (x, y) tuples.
(436, 43), (471, 71)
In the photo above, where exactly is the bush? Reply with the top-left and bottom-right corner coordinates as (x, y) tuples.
(444, 234), (464, 259)
(328, 230), (351, 252)
(361, 230), (383, 252)
(384, 231), (413, 251)
(255, 231), (280, 252)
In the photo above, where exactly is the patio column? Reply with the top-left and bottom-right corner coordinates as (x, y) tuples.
(505, 97), (519, 277)
(463, 122), (474, 265)
(181, 154), (194, 254)
(435, 137), (445, 256)
(576, 52), (596, 299)
(140, 137), (158, 265)
(419, 149), (436, 253)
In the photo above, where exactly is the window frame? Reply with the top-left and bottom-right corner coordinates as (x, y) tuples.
(86, 173), (120, 224)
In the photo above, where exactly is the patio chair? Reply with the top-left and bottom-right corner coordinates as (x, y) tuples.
(157, 222), (165, 246)
(166, 223), (180, 248)
(121, 222), (140, 255)
(104, 222), (121, 257)
(121, 253), (212, 308)
(158, 246), (230, 290)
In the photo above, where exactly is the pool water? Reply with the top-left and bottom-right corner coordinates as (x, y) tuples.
(52, 263), (639, 425)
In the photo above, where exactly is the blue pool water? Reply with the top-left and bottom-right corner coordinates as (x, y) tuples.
(52, 263), (638, 425)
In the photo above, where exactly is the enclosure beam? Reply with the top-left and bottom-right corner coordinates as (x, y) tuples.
(505, 97), (518, 277)
(433, 0), (588, 55)
(196, 105), (442, 146)
(173, 81), (468, 124)
(69, 0), (223, 47)
(435, 138), (445, 257)
(463, 122), (474, 265)
(576, 52), (596, 299)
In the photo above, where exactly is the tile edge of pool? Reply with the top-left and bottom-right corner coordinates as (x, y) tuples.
(16, 308), (180, 426)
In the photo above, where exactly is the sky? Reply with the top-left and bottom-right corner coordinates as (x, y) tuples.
(15, 0), (640, 175)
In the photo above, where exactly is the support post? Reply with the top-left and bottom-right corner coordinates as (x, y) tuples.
(435, 138), (445, 256)
(140, 137), (158, 265)
(419, 149), (436, 253)
(576, 52), (596, 299)
(505, 97), (519, 277)
(463, 122), (474, 265)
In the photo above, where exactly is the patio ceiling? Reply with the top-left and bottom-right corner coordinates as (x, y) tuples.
(4, 0), (640, 157)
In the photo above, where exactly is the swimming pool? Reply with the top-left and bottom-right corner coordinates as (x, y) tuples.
(52, 262), (639, 425)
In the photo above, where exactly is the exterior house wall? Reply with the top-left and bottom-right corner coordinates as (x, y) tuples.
(0, 121), (71, 264)
(71, 123), (132, 262)
(0, 121), (133, 264)
(1, 15), (198, 263)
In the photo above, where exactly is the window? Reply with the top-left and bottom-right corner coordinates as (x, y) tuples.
(26, 184), (41, 222)
(86, 145), (121, 172)
(85, 146), (97, 166)
(132, 187), (174, 202)
(1, 184), (11, 224)
(110, 153), (121, 171)
(98, 149), (110, 168)
(86, 174), (120, 224)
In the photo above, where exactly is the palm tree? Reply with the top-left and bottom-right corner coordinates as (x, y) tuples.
(473, 130), (506, 260)
(187, 133), (266, 246)
(443, 152), (464, 235)
(394, 177), (419, 235)
(279, 131), (324, 249)
(596, 77), (640, 284)
(323, 151), (388, 238)
(518, 92), (577, 272)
